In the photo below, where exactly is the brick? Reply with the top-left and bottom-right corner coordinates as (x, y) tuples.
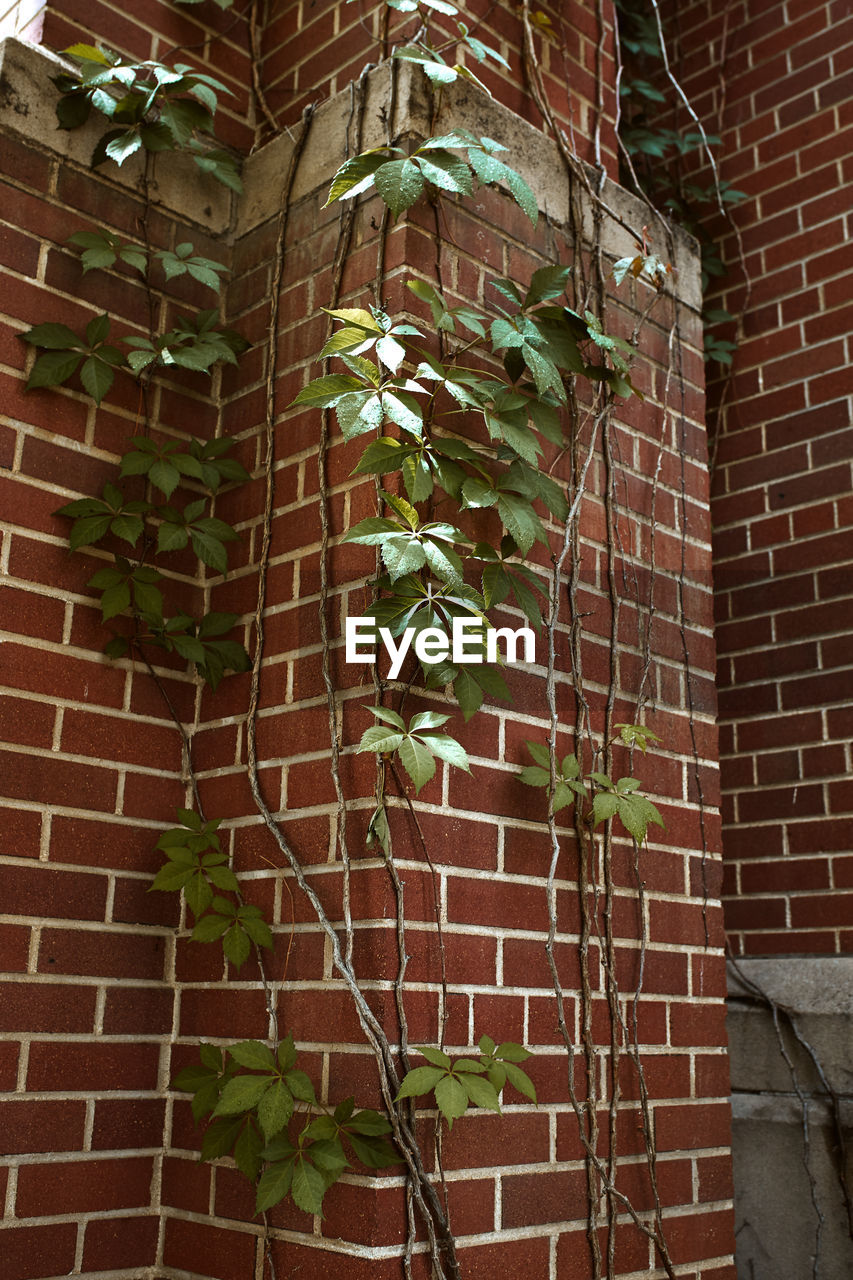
(442, 1111), (550, 1171)
(0, 586), (66, 644)
(0, 1098), (87, 1153)
(667, 1207), (736, 1266)
(59, 707), (181, 769)
(15, 1155), (154, 1215)
(446, 875), (549, 932)
(103, 984), (174, 1035)
(0, 863), (108, 921)
(26, 1040), (161, 1092)
(2, 1224), (78, 1280)
(91, 1098), (167, 1150)
(0, 744), (119, 810)
(0, 641), (126, 707)
(502, 1168), (588, 1227)
(457, 1234), (552, 1280)
(669, 1000), (729, 1049)
(49, 814), (159, 872)
(655, 1099), (732, 1153)
(163, 1217), (256, 1280)
(37, 926), (167, 980)
(81, 1215), (159, 1271)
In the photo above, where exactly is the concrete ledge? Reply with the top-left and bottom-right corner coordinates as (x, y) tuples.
(728, 957), (853, 1279)
(238, 59), (702, 312)
(0, 36), (232, 232)
(1, 36), (701, 312)
(727, 956), (853, 1095)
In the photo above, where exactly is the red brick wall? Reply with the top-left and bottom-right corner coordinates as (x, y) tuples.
(0, 4), (734, 1276)
(0, 71), (217, 1280)
(666, 0), (853, 955)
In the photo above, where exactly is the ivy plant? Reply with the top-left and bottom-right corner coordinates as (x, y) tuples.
(520, 731), (665, 844)
(397, 1036), (536, 1127)
(149, 810), (273, 968)
(356, 707), (471, 793)
(52, 43), (242, 190)
(172, 1035), (400, 1216)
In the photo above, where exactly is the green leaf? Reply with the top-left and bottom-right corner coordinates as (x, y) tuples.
(495, 1040), (531, 1063)
(418, 733), (470, 773)
(348, 1132), (400, 1168)
(200, 1042), (223, 1071)
(496, 492), (543, 554)
(147, 458), (179, 497)
(359, 725), (405, 754)
(105, 129), (143, 164)
(190, 528), (229, 575)
(461, 1072), (502, 1112)
(291, 374), (365, 408)
(368, 706), (406, 730)
(80, 355), (115, 403)
(207, 863), (240, 892)
(26, 349), (82, 391)
(396, 1065), (445, 1099)
(190, 912), (231, 942)
(503, 1061), (537, 1102)
(150, 859), (196, 893)
(240, 911), (273, 949)
(291, 1156), (328, 1216)
(470, 149), (537, 223)
(277, 1035), (297, 1072)
(346, 1108), (392, 1137)
(257, 1077), (294, 1139)
(453, 667), (483, 721)
(184, 870), (213, 917)
(615, 793), (665, 844)
(418, 1045), (452, 1068)
(397, 735), (436, 793)
(223, 921), (251, 968)
(374, 158), (425, 218)
(284, 1069), (316, 1104)
(214, 1073), (275, 1116)
(234, 1120), (264, 1180)
(56, 91), (93, 129)
(201, 1115), (244, 1161)
(22, 322), (82, 350)
(336, 389), (384, 439)
(100, 580), (132, 621)
(325, 150), (391, 205)
(309, 1136), (348, 1178)
(68, 514), (112, 550)
(229, 1040), (277, 1071)
(434, 1074), (469, 1127)
(256, 1160), (294, 1213)
(592, 790), (620, 825)
(415, 149), (473, 194)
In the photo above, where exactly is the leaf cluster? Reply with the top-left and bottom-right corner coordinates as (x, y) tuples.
(520, 736), (665, 843)
(53, 43), (242, 190)
(388, 0), (510, 94)
(357, 706), (470, 793)
(397, 1035), (536, 1128)
(54, 434), (250, 686)
(69, 229), (229, 292)
(149, 809), (272, 967)
(327, 131), (537, 224)
(291, 263), (640, 722)
(22, 310), (247, 403)
(172, 1037), (399, 1216)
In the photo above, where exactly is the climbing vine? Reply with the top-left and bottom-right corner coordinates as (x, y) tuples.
(18, 2), (713, 1277)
